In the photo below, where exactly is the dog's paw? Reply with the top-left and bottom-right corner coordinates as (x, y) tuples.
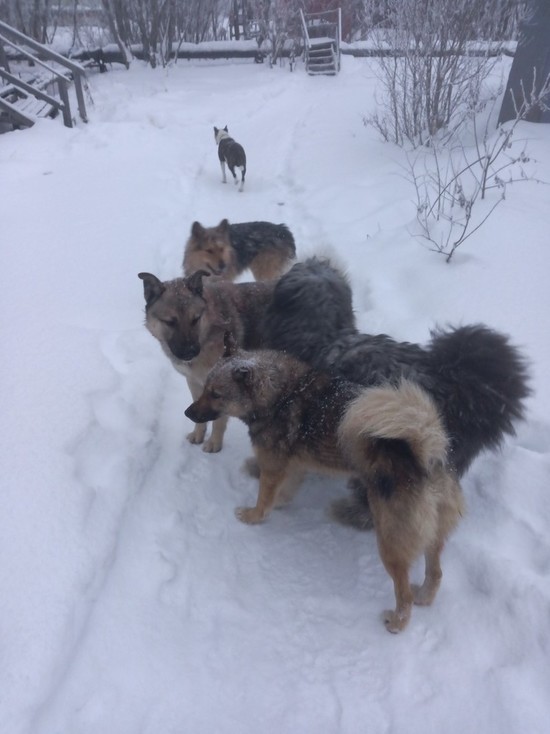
(235, 506), (265, 524)
(383, 608), (410, 634)
(411, 583), (436, 607)
(202, 437), (222, 453)
(242, 457), (260, 478)
(187, 429), (205, 445)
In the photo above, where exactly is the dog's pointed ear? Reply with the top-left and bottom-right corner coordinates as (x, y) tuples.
(191, 221), (204, 237)
(218, 218), (230, 233)
(138, 272), (164, 305)
(223, 331), (238, 358)
(223, 125), (228, 132)
(186, 269), (210, 296)
(213, 126), (218, 135)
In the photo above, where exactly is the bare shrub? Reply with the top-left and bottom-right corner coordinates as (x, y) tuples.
(409, 70), (550, 262)
(364, 0), (519, 147)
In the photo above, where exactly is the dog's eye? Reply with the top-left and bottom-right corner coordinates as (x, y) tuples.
(163, 317), (177, 328)
(210, 390), (222, 400)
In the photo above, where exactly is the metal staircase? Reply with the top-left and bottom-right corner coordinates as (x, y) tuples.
(0, 20), (88, 132)
(300, 8), (341, 76)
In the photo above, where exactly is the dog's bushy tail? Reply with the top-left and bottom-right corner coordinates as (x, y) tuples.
(333, 381), (447, 529)
(427, 325), (531, 476)
(264, 257), (357, 367)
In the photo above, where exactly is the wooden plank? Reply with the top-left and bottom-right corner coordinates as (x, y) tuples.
(0, 95), (34, 126)
(16, 94), (54, 117)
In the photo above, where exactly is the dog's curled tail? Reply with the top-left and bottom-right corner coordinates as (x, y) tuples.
(339, 380), (448, 474)
(427, 324), (531, 476)
(333, 381), (448, 529)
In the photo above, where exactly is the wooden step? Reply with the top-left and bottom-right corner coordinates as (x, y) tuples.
(0, 95), (35, 127)
(14, 92), (56, 118)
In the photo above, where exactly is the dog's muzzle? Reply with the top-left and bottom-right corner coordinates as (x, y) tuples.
(185, 403), (220, 423)
(170, 344), (200, 362)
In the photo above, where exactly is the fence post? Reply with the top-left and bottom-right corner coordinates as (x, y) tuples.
(0, 38), (10, 71)
(57, 77), (73, 127)
(73, 72), (88, 122)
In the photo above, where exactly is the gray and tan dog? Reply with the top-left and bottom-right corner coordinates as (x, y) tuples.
(183, 219), (296, 281)
(185, 337), (464, 633)
(264, 260), (530, 528)
(214, 125), (246, 192)
(138, 270), (274, 452)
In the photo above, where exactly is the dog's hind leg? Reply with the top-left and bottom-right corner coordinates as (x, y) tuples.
(238, 166), (245, 192)
(228, 164), (238, 186)
(411, 541), (443, 606)
(412, 478), (463, 606)
(377, 537), (414, 634)
(220, 160), (227, 183)
(203, 415), (229, 454)
(273, 466), (306, 508)
(242, 456), (260, 478)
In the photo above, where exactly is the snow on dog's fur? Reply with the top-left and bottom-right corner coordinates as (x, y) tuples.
(185, 337), (464, 633)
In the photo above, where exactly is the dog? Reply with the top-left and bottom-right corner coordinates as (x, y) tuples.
(214, 126), (246, 192)
(264, 259), (530, 526)
(183, 219), (296, 281)
(138, 269), (275, 452)
(185, 336), (464, 633)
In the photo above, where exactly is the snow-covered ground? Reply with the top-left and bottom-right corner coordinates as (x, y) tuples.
(1, 56), (549, 734)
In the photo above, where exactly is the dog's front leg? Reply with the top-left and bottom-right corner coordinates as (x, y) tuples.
(187, 422), (207, 446)
(185, 377), (208, 446)
(203, 415), (228, 454)
(236, 457), (288, 524)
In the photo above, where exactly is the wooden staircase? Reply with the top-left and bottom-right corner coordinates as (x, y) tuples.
(0, 20), (88, 132)
(300, 8), (341, 76)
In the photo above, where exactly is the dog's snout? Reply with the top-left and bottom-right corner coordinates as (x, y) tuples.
(185, 401), (220, 423)
(184, 404), (199, 421)
(170, 342), (200, 362)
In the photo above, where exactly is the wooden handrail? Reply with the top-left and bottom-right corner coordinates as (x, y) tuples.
(0, 33), (72, 80)
(0, 21), (88, 124)
(0, 20), (86, 76)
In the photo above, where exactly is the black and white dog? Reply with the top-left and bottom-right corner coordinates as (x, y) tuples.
(214, 126), (246, 192)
